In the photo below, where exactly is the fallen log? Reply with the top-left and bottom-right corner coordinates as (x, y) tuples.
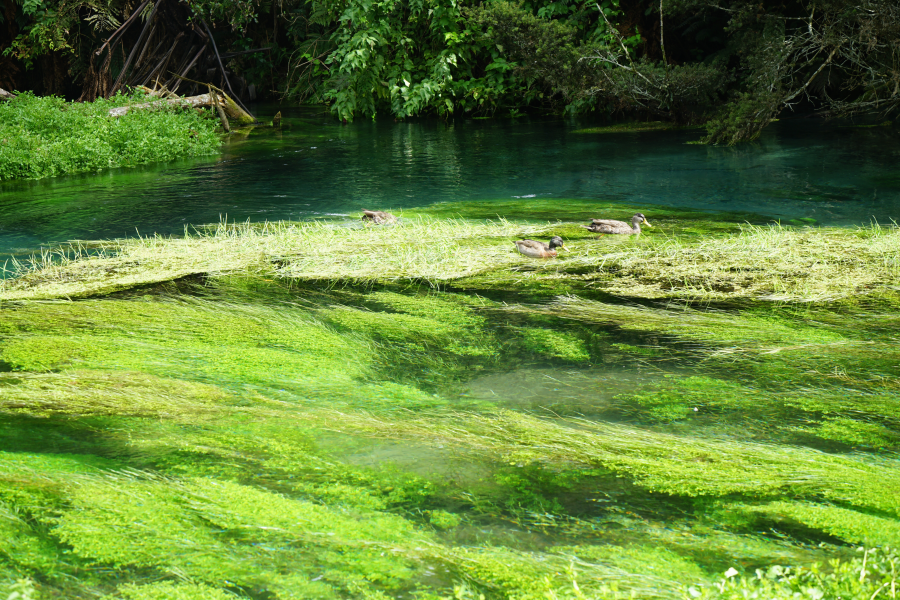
(208, 87), (230, 132)
(107, 87), (255, 126)
(0, 88), (16, 100)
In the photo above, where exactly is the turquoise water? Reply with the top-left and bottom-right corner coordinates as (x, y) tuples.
(2, 107), (899, 256)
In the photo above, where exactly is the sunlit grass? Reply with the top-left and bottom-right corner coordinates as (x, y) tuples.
(2, 217), (899, 303)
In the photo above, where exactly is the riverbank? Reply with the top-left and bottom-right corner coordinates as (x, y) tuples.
(0, 92), (220, 182)
(1, 206), (899, 599)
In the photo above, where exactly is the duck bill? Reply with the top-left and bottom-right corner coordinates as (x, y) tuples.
(561, 245), (570, 251)
(643, 220), (652, 227)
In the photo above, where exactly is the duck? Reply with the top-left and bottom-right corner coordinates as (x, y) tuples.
(514, 236), (568, 258)
(584, 213), (651, 235)
(361, 210), (398, 225)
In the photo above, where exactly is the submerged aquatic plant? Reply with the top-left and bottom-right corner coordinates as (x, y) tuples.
(1, 206), (899, 597)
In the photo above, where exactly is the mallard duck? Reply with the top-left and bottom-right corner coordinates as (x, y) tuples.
(361, 210), (398, 225)
(584, 213), (651, 235)
(514, 236), (568, 258)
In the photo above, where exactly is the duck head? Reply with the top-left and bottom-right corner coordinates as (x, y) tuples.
(633, 214), (652, 227)
(549, 236), (569, 251)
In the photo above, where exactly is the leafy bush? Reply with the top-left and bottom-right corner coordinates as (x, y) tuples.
(0, 91), (220, 181)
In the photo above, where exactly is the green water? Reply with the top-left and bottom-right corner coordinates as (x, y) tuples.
(1, 114), (900, 599)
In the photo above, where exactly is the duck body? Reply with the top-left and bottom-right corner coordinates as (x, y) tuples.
(584, 213), (651, 235)
(515, 236), (568, 258)
(361, 210), (398, 225)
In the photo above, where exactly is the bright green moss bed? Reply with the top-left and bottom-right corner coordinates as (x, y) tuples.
(1, 204), (899, 599)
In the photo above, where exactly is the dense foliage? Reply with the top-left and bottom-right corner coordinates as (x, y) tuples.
(2, 0), (898, 141)
(0, 91), (220, 181)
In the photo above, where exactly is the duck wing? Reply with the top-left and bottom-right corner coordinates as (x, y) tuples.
(515, 240), (552, 258)
(362, 210), (397, 224)
(590, 218), (629, 227)
(588, 218), (632, 234)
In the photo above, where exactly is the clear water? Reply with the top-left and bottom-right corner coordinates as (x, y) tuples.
(2, 113), (900, 598)
(2, 106), (899, 257)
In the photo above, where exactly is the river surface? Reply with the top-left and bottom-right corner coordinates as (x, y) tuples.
(1, 106), (899, 257)
(2, 109), (900, 598)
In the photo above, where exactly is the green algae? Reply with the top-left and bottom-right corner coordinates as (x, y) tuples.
(730, 501), (900, 547)
(105, 581), (239, 600)
(0, 298), (372, 398)
(517, 327), (591, 362)
(1, 212), (900, 596)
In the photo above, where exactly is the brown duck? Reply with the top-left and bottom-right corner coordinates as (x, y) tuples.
(514, 236), (568, 258)
(361, 210), (398, 225)
(584, 213), (651, 235)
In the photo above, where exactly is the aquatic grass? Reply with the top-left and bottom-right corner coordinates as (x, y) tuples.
(3, 218), (899, 303)
(410, 198), (761, 231)
(0, 371), (233, 418)
(0, 451), (706, 600)
(515, 295), (848, 350)
(310, 408), (900, 516)
(104, 581), (238, 600)
(1, 214), (900, 596)
(0, 297), (374, 395)
(731, 501), (900, 547)
(571, 122), (689, 134)
(0, 218), (556, 301)
(592, 222), (900, 301)
(517, 327), (591, 362)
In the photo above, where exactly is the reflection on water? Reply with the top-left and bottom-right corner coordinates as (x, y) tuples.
(2, 108), (899, 256)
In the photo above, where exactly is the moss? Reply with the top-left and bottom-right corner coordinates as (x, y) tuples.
(730, 501), (900, 547)
(0, 298), (372, 397)
(517, 327), (590, 362)
(428, 510), (462, 530)
(800, 417), (900, 448)
(105, 581), (241, 600)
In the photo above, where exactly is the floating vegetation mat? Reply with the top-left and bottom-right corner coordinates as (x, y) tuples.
(1, 206), (899, 599)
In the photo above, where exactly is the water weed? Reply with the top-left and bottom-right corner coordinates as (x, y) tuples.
(1, 209), (899, 596)
(3, 216), (899, 304)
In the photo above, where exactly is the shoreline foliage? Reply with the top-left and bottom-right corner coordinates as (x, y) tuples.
(2, 0), (899, 143)
(1, 203), (899, 597)
(0, 91), (221, 182)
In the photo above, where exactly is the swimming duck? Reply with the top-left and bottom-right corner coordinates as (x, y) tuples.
(584, 213), (652, 235)
(514, 236), (568, 258)
(361, 210), (398, 225)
